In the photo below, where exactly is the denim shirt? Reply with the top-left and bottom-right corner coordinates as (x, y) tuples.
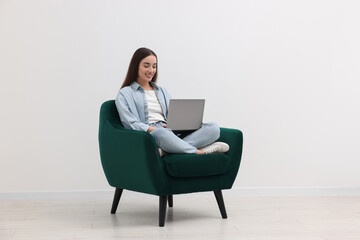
(115, 81), (171, 132)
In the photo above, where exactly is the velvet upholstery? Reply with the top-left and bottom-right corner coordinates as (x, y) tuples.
(98, 100), (243, 196)
(163, 153), (231, 177)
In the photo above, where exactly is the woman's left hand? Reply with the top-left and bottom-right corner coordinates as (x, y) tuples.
(162, 124), (167, 128)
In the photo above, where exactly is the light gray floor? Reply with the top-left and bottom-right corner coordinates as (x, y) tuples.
(1, 193), (360, 240)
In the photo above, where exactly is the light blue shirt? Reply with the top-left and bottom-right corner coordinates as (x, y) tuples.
(115, 81), (171, 132)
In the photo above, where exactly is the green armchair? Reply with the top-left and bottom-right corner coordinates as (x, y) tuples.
(98, 100), (243, 226)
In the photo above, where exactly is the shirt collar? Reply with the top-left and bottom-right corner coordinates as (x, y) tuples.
(130, 81), (159, 91)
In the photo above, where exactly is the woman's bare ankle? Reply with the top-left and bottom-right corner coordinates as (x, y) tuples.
(197, 149), (205, 154)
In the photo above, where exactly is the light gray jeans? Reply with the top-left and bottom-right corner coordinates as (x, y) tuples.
(149, 122), (220, 154)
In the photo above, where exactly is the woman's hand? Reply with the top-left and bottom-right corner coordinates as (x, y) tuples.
(162, 124), (167, 128)
(147, 126), (157, 133)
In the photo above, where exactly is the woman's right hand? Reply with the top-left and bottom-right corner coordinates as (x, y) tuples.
(147, 126), (157, 133)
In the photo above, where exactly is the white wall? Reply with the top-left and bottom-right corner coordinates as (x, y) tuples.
(1, 0), (360, 193)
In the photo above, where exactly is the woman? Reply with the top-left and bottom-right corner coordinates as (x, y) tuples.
(115, 47), (229, 155)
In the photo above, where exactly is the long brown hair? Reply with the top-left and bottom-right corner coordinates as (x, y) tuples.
(121, 47), (158, 89)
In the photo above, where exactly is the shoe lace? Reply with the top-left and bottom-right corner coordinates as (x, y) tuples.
(205, 145), (220, 154)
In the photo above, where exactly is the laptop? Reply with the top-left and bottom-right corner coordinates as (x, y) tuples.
(166, 99), (205, 131)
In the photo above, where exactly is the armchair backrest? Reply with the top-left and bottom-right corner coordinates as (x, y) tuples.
(99, 100), (124, 129)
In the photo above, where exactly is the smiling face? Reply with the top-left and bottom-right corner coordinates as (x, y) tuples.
(136, 55), (157, 87)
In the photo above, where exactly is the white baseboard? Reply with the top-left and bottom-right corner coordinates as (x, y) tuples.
(226, 187), (360, 196)
(0, 190), (115, 201)
(1, 187), (360, 201)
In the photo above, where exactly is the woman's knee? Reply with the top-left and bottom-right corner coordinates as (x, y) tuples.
(150, 127), (172, 139)
(203, 122), (220, 139)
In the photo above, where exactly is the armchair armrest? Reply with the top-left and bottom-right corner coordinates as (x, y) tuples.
(218, 127), (244, 181)
(99, 119), (167, 195)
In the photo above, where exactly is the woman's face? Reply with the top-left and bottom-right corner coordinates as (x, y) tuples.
(137, 55), (157, 85)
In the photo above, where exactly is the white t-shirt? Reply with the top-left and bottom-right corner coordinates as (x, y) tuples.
(144, 90), (166, 124)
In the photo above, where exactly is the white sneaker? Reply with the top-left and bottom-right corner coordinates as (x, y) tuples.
(199, 142), (230, 154)
(158, 148), (167, 157)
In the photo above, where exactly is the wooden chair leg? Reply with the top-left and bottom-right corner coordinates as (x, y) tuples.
(214, 190), (227, 219)
(168, 195), (173, 207)
(111, 188), (123, 214)
(159, 196), (167, 227)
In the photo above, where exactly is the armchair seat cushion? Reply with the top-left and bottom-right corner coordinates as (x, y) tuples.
(162, 153), (231, 177)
